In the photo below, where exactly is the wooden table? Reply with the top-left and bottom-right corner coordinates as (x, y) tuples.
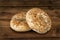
(0, 0), (60, 40)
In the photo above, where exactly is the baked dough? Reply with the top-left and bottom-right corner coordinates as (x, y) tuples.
(10, 12), (31, 32)
(26, 8), (51, 34)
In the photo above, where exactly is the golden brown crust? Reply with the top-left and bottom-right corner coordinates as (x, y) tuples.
(26, 8), (51, 34)
(10, 12), (31, 32)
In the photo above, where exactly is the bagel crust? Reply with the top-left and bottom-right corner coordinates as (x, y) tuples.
(26, 8), (51, 34)
(10, 12), (31, 32)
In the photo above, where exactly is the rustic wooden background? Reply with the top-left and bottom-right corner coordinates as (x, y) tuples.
(0, 0), (60, 40)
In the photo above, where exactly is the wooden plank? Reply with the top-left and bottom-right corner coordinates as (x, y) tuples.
(0, 38), (60, 40)
(0, 0), (60, 7)
(0, 0), (50, 6)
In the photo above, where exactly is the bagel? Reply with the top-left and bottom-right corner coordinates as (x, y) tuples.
(26, 8), (51, 34)
(10, 12), (31, 32)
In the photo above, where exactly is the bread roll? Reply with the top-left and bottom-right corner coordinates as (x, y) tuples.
(26, 8), (51, 34)
(10, 12), (31, 32)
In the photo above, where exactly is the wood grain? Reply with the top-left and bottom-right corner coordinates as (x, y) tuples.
(0, 7), (60, 39)
(0, 0), (60, 39)
(0, 0), (60, 7)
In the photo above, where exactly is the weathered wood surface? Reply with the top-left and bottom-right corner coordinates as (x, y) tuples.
(0, 0), (60, 7)
(0, 7), (60, 39)
(0, 0), (60, 40)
